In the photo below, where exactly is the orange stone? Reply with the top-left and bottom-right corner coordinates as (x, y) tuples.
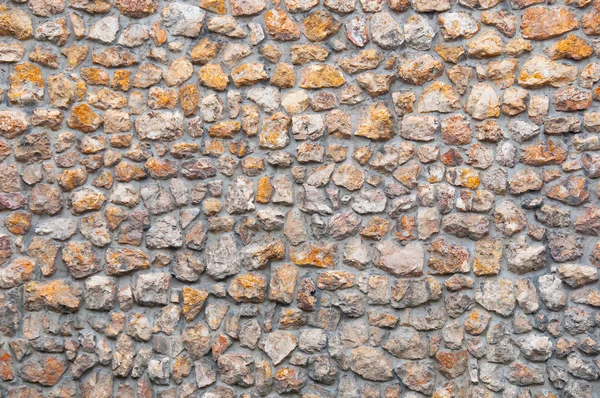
(182, 286), (209, 321)
(8, 62), (44, 106)
(198, 63), (230, 91)
(520, 6), (578, 40)
(180, 84), (199, 117)
(299, 65), (346, 89)
(67, 103), (103, 133)
(545, 34), (593, 60)
(290, 242), (337, 268)
(24, 279), (81, 312)
(256, 176), (273, 204)
(301, 10), (341, 42)
(264, 9), (300, 41)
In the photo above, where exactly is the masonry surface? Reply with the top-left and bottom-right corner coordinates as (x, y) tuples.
(1, 0), (600, 396)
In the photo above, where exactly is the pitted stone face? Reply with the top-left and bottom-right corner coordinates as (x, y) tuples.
(1, 0), (600, 396)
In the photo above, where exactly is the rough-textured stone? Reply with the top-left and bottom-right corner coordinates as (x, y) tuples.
(0, 0), (597, 395)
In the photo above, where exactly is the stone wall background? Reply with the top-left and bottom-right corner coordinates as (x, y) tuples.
(0, 0), (600, 396)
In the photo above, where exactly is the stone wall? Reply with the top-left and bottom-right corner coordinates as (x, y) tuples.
(0, 0), (599, 396)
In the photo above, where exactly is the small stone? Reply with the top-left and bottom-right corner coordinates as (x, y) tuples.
(398, 52), (444, 86)
(546, 34), (594, 60)
(373, 241), (423, 277)
(105, 247), (149, 276)
(506, 235), (546, 274)
(84, 276), (116, 311)
(493, 200), (527, 237)
(474, 238), (503, 276)
(133, 272), (170, 306)
(135, 111), (183, 141)
(345, 17), (369, 48)
(404, 14), (434, 51)
(24, 279), (81, 313)
(546, 175), (589, 206)
(89, 15), (119, 44)
(442, 213), (490, 240)
(436, 350), (468, 379)
(300, 65), (346, 89)
(557, 264), (598, 288)
(205, 234), (240, 280)
(355, 102), (393, 140)
(115, 0), (158, 17)
(34, 17), (69, 46)
(146, 216), (183, 249)
(481, 10), (518, 37)
(164, 57), (193, 87)
(0, 42), (24, 63)
(290, 242), (336, 268)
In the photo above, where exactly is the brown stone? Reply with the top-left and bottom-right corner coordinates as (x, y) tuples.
(20, 356), (67, 386)
(115, 0), (158, 17)
(521, 140), (567, 166)
(428, 237), (470, 275)
(517, 55), (578, 88)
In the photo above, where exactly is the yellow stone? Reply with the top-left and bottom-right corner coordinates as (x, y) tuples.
(231, 63), (268, 87)
(199, 0), (226, 14)
(270, 62), (296, 88)
(182, 286), (209, 322)
(8, 62), (44, 106)
(355, 102), (393, 141)
(180, 84), (199, 117)
(264, 8), (300, 41)
(0, 4), (33, 40)
(198, 63), (229, 91)
(256, 176), (273, 204)
(191, 38), (222, 64)
(545, 34), (594, 61)
(301, 10), (341, 42)
(299, 65), (346, 89)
